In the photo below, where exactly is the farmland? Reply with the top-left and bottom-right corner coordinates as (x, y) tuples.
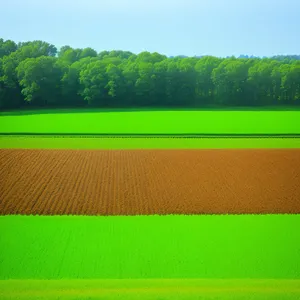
(1, 108), (300, 299)
(1, 215), (300, 299)
(1, 215), (300, 279)
(1, 110), (300, 134)
(1, 149), (300, 215)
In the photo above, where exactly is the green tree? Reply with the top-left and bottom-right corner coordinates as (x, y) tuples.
(16, 56), (63, 106)
(18, 40), (57, 57)
(165, 60), (182, 106)
(0, 40), (58, 108)
(58, 45), (72, 57)
(60, 57), (98, 106)
(105, 63), (126, 106)
(58, 48), (82, 65)
(0, 39), (17, 58)
(152, 60), (168, 106)
(195, 56), (222, 105)
(79, 60), (109, 106)
(247, 60), (280, 106)
(177, 58), (197, 106)
(1, 36), (300, 110)
(212, 58), (250, 106)
(134, 61), (156, 106)
(281, 62), (300, 104)
(122, 60), (139, 106)
(79, 48), (97, 59)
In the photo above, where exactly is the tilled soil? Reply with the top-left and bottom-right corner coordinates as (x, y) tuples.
(0, 149), (300, 215)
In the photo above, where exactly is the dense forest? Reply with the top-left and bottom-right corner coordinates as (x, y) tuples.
(0, 38), (300, 110)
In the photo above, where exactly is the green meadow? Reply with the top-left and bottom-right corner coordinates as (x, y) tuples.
(1, 215), (300, 280)
(1, 215), (300, 299)
(1, 110), (300, 134)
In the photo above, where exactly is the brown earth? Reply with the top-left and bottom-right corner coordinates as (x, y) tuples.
(0, 149), (300, 215)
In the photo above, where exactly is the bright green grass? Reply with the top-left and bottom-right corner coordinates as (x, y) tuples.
(1, 110), (300, 134)
(1, 136), (300, 149)
(1, 279), (300, 300)
(1, 215), (300, 280)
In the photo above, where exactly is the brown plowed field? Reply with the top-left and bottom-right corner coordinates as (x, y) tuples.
(0, 149), (300, 215)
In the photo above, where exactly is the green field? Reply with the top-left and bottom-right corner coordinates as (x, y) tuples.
(1, 215), (300, 280)
(1, 279), (300, 300)
(1, 215), (300, 299)
(1, 110), (300, 134)
(1, 136), (300, 149)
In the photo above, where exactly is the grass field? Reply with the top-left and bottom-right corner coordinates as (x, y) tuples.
(1, 215), (300, 299)
(1, 279), (300, 300)
(1, 136), (300, 149)
(1, 110), (300, 134)
(1, 215), (300, 280)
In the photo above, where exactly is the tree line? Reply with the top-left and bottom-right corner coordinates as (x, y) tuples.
(0, 38), (300, 110)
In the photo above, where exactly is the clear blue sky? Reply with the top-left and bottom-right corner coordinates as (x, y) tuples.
(1, 0), (300, 57)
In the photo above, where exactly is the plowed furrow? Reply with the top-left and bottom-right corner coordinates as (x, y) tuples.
(1, 149), (300, 215)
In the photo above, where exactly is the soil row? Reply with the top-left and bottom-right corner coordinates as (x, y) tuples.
(1, 149), (300, 215)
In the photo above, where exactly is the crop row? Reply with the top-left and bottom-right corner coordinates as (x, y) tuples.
(1, 149), (300, 215)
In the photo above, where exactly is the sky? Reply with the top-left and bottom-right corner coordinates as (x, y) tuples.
(1, 0), (300, 57)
